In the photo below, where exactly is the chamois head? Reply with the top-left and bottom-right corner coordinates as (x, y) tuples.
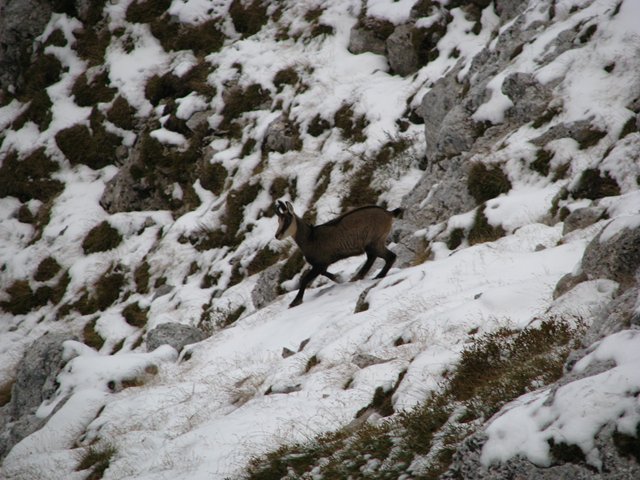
(274, 200), (297, 240)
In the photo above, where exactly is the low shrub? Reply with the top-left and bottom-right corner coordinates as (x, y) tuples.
(82, 221), (123, 254)
(55, 122), (121, 170)
(571, 168), (620, 200)
(0, 149), (63, 203)
(76, 444), (116, 480)
(229, 0), (268, 37)
(467, 162), (512, 204)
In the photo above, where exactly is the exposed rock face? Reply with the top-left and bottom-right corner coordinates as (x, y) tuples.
(251, 263), (283, 309)
(386, 24), (419, 76)
(0, 0), (52, 90)
(0, 332), (74, 460)
(580, 220), (640, 291)
(146, 323), (206, 353)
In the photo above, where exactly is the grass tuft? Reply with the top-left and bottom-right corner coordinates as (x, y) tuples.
(76, 444), (116, 479)
(82, 221), (123, 254)
(467, 162), (511, 204)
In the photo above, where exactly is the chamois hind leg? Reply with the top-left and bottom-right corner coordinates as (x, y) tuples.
(374, 248), (396, 279)
(351, 249), (377, 281)
(290, 265), (322, 308)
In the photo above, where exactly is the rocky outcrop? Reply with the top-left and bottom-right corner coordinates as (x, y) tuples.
(146, 323), (206, 353)
(0, 0), (52, 90)
(0, 332), (74, 460)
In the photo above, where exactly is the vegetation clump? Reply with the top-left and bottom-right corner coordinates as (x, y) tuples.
(55, 121), (121, 170)
(0, 149), (63, 203)
(468, 206), (506, 245)
(76, 443), (116, 480)
(229, 0), (268, 37)
(107, 96), (137, 130)
(72, 70), (117, 107)
(530, 148), (553, 176)
(571, 168), (620, 200)
(34, 257), (62, 282)
(273, 67), (299, 92)
(82, 221), (123, 254)
(467, 162), (512, 204)
(122, 302), (148, 328)
(333, 104), (368, 143)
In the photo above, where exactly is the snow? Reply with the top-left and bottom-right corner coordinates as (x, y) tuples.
(482, 329), (640, 470)
(1, 0), (640, 478)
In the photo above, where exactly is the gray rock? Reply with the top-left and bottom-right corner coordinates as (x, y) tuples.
(581, 221), (640, 290)
(386, 24), (419, 76)
(9, 332), (71, 419)
(0, 332), (74, 460)
(348, 25), (387, 56)
(251, 262), (282, 309)
(262, 115), (301, 154)
(501, 72), (552, 123)
(562, 207), (606, 235)
(530, 119), (600, 147)
(0, 0), (52, 90)
(146, 323), (206, 353)
(580, 287), (640, 346)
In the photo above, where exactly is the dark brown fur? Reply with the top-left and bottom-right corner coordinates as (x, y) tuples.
(275, 201), (402, 307)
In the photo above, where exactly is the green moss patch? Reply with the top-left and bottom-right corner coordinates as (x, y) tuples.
(82, 221), (123, 254)
(229, 0), (268, 37)
(530, 149), (553, 177)
(572, 168), (620, 200)
(0, 149), (63, 203)
(55, 121), (121, 170)
(468, 206), (506, 245)
(333, 104), (368, 143)
(76, 444), (116, 480)
(107, 96), (137, 130)
(34, 257), (62, 282)
(72, 71), (117, 107)
(122, 302), (149, 328)
(198, 161), (228, 195)
(467, 162), (512, 204)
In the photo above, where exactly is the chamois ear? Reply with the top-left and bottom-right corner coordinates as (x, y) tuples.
(275, 200), (286, 215)
(285, 201), (295, 215)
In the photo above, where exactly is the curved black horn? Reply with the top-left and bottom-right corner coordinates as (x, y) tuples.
(275, 200), (286, 214)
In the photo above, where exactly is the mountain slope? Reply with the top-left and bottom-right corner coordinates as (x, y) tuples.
(1, 0), (639, 478)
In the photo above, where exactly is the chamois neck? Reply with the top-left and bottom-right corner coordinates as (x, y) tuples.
(293, 216), (313, 243)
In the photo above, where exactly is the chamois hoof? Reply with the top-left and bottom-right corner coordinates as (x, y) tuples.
(289, 298), (303, 308)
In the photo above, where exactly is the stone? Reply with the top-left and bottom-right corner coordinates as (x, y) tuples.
(501, 72), (552, 123)
(262, 115), (301, 154)
(146, 323), (206, 353)
(386, 24), (419, 76)
(581, 220), (640, 290)
(251, 262), (282, 309)
(0, 0), (52, 90)
(562, 206), (606, 235)
(0, 332), (75, 460)
(348, 25), (387, 56)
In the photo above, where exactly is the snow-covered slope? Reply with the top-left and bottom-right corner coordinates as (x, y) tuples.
(1, 0), (639, 478)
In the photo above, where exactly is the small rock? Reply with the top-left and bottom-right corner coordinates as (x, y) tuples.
(146, 323), (206, 353)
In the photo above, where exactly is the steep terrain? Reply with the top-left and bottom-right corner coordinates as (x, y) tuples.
(0, 0), (639, 479)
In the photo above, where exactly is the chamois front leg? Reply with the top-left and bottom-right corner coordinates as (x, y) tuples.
(289, 265), (323, 308)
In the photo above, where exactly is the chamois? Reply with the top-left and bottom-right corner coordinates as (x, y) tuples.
(274, 200), (403, 307)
